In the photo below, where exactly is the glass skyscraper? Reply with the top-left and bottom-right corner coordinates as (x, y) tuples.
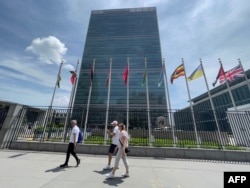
(73, 7), (167, 128)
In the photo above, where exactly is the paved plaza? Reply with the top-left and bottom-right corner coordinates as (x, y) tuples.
(0, 149), (249, 188)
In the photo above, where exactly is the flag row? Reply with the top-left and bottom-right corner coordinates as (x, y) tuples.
(56, 59), (246, 89)
(170, 59), (245, 87)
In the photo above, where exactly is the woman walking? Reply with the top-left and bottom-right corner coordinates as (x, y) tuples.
(106, 123), (129, 179)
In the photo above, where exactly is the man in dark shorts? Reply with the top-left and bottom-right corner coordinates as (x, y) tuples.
(103, 120), (120, 170)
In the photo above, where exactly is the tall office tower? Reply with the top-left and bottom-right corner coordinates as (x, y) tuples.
(73, 7), (167, 129)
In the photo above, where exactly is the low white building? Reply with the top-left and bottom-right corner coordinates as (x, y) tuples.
(227, 104), (250, 147)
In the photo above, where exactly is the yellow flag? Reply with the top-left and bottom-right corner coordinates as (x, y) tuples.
(187, 64), (204, 81)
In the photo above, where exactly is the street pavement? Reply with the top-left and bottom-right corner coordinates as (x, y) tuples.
(0, 149), (249, 188)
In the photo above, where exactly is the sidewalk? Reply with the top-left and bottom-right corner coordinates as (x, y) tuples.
(0, 150), (249, 188)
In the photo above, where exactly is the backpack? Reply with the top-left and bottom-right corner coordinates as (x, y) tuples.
(77, 131), (83, 143)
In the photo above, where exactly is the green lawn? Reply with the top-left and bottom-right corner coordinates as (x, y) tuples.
(29, 134), (246, 151)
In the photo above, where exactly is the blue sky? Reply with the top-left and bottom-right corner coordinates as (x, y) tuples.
(0, 0), (250, 109)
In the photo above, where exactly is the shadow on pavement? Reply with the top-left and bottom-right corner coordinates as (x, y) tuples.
(93, 169), (113, 175)
(45, 166), (70, 173)
(103, 177), (124, 186)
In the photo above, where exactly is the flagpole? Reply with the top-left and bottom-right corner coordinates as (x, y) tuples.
(238, 58), (250, 92)
(42, 61), (63, 142)
(145, 58), (152, 145)
(50, 61), (64, 107)
(182, 58), (200, 148)
(163, 58), (176, 146)
(219, 58), (237, 111)
(62, 60), (80, 142)
(83, 59), (95, 144)
(70, 60), (80, 112)
(68, 60), (80, 116)
(126, 58), (130, 133)
(200, 59), (224, 149)
(104, 58), (112, 144)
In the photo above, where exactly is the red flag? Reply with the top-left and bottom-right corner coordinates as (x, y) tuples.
(123, 65), (128, 86)
(212, 64), (225, 87)
(106, 70), (110, 88)
(70, 71), (77, 85)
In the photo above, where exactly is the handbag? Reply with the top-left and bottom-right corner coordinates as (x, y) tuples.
(125, 148), (130, 153)
(119, 139), (130, 153)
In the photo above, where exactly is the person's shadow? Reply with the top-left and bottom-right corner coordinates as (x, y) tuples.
(45, 166), (69, 173)
(103, 177), (125, 186)
(93, 169), (126, 186)
(93, 169), (112, 175)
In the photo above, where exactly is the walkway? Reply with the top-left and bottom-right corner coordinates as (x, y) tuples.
(0, 150), (249, 188)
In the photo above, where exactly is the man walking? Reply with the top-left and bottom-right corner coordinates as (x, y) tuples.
(60, 120), (81, 167)
(103, 120), (120, 170)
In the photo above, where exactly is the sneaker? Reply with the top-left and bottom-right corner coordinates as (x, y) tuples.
(60, 164), (68, 168)
(122, 173), (129, 177)
(106, 172), (114, 179)
(103, 165), (112, 170)
(76, 159), (80, 167)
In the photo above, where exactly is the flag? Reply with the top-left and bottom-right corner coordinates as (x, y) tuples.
(106, 70), (110, 88)
(158, 69), (163, 87)
(187, 64), (204, 81)
(56, 74), (61, 88)
(158, 63), (167, 87)
(170, 64), (185, 84)
(123, 65), (128, 85)
(70, 71), (77, 85)
(141, 70), (146, 87)
(212, 64), (225, 87)
(219, 64), (244, 84)
(90, 66), (94, 85)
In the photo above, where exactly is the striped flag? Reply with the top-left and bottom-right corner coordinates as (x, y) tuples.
(170, 64), (185, 84)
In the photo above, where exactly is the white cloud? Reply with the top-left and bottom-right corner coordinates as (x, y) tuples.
(1, 0), (250, 109)
(53, 95), (70, 107)
(63, 63), (75, 71)
(190, 0), (213, 18)
(26, 36), (67, 65)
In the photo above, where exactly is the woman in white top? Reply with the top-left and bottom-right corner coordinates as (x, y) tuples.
(106, 123), (129, 178)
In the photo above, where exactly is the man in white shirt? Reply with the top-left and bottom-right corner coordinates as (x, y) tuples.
(103, 120), (120, 170)
(60, 120), (80, 167)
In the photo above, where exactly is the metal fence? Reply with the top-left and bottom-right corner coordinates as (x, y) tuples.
(9, 105), (250, 150)
(0, 106), (9, 130)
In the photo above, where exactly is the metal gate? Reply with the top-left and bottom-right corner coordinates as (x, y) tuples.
(0, 106), (9, 130)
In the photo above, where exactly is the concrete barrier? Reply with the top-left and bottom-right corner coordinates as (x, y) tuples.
(9, 141), (250, 162)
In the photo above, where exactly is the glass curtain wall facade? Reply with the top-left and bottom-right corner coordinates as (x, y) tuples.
(174, 70), (250, 132)
(73, 7), (167, 128)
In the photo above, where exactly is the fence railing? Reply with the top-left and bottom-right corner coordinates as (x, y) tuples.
(9, 105), (250, 150)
